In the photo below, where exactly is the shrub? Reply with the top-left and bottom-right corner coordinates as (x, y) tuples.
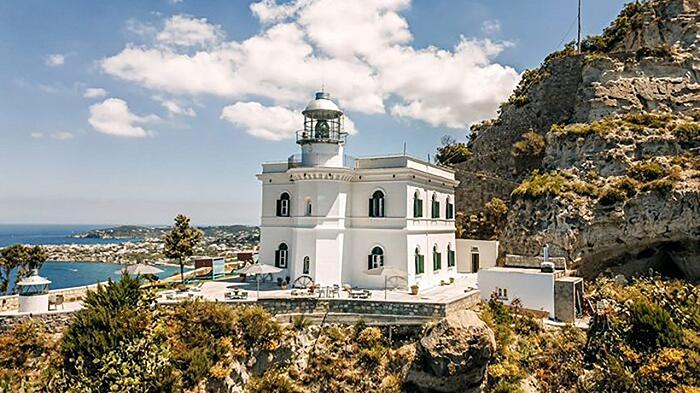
(60, 274), (177, 392)
(485, 197), (508, 219)
(624, 112), (673, 129)
(166, 301), (240, 388)
(512, 131), (545, 158)
(673, 121), (700, 142)
(627, 161), (666, 182)
(639, 178), (677, 192)
(598, 187), (627, 206)
(512, 171), (598, 200)
(247, 371), (301, 393)
(627, 300), (683, 351)
(237, 306), (282, 350)
(435, 135), (471, 166)
(292, 315), (311, 330)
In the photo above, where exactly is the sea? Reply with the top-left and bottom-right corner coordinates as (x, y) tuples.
(0, 224), (181, 290)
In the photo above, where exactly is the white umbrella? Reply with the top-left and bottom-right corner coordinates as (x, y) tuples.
(115, 263), (164, 276)
(365, 266), (406, 299)
(236, 262), (282, 298)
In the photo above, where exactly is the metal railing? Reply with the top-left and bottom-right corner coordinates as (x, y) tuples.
(296, 129), (347, 144)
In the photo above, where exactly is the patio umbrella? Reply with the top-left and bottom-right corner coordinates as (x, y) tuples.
(365, 266), (406, 299)
(236, 262), (282, 298)
(115, 263), (164, 276)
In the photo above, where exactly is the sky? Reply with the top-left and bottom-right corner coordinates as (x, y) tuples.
(0, 0), (628, 226)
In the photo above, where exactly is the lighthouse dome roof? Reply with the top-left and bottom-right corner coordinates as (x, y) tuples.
(302, 92), (342, 119)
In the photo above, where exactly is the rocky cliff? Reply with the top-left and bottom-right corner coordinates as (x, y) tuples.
(455, 0), (700, 280)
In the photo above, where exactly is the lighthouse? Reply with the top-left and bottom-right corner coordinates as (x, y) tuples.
(257, 91), (459, 290)
(297, 91), (348, 168)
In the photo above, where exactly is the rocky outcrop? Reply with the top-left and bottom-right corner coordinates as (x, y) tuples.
(406, 310), (496, 393)
(455, 0), (700, 280)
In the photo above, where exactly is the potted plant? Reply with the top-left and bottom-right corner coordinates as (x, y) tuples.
(449, 277), (455, 284)
(410, 284), (419, 295)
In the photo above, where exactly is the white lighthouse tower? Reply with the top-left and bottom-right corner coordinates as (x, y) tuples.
(298, 91), (347, 168)
(257, 91), (459, 290)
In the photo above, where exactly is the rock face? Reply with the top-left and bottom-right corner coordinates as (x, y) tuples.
(407, 310), (496, 393)
(455, 0), (700, 280)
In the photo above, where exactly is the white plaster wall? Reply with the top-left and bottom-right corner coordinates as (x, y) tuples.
(347, 229), (407, 289)
(350, 180), (407, 221)
(456, 239), (499, 273)
(301, 143), (344, 167)
(478, 269), (556, 318)
(407, 232), (457, 289)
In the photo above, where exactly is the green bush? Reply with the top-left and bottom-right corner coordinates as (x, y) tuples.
(238, 306), (282, 349)
(60, 274), (177, 392)
(627, 161), (666, 182)
(673, 121), (700, 142)
(512, 131), (545, 158)
(628, 301), (684, 351)
(435, 135), (471, 166)
(247, 371), (301, 393)
(598, 187), (627, 206)
(512, 171), (598, 200)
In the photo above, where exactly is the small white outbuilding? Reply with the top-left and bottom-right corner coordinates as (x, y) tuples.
(17, 269), (51, 313)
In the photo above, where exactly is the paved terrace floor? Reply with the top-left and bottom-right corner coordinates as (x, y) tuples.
(156, 274), (479, 305)
(0, 275), (479, 316)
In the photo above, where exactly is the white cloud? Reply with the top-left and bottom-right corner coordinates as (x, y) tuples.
(88, 98), (159, 138)
(30, 131), (74, 140)
(220, 102), (300, 140)
(156, 14), (224, 47)
(220, 101), (357, 140)
(159, 98), (196, 117)
(481, 19), (501, 35)
(46, 54), (65, 67)
(51, 131), (74, 140)
(83, 87), (107, 98)
(101, 0), (520, 137)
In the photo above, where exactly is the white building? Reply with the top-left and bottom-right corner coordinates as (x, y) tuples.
(256, 92), (458, 290)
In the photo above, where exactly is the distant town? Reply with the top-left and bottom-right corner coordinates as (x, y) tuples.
(48, 225), (259, 264)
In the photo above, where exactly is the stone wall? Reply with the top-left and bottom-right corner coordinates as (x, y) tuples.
(0, 311), (74, 333)
(505, 254), (567, 270)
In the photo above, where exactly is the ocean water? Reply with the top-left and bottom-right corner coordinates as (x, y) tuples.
(0, 225), (177, 290)
(6, 261), (183, 291)
(0, 224), (142, 247)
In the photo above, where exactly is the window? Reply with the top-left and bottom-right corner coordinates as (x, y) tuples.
(369, 190), (385, 217)
(497, 287), (508, 300)
(305, 198), (312, 216)
(276, 192), (290, 217)
(368, 246), (384, 269)
(302, 256), (310, 274)
(447, 244), (455, 268)
(433, 245), (441, 271)
(413, 191), (423, 218)
(431, 194), (440, 219)
(414, 247), (424, 275)
(446, 197), (454, 219)
(274, 243), (289, 268)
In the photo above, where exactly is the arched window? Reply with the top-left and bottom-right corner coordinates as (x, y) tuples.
(447, 243), (456, 268)
(369, 190), (385, 217)
(413, 190), (423, 218)
(432, 244), (442, 271)
(305, 198), (312, 216)
(446, 196), (454, 219)
(368, 246), (384, 269)
(275, 243), (289, 268)
(276, 192), (290, 217)
(431, 194), (440, 219)
(303, 256), (310, 274)
(414, 247), (425, 274)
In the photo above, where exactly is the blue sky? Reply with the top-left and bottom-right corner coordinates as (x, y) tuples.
(0, 0), (628, 226)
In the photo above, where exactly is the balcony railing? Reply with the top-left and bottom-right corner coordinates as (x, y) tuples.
(296, 129), (347, 144)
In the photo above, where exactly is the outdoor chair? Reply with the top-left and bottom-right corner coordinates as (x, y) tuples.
(49, 294), (64, 310)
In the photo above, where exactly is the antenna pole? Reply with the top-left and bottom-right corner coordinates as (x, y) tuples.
(403, 142), (407, 156)
(577, 0), (582, 53)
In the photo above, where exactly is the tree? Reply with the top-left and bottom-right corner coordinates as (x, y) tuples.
(163, 214), (203, 284)
(0, 245), (47, 294)
(435, 135), (471, 166)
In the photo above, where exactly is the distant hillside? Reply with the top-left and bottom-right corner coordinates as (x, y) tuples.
(73, 225), (259, 240)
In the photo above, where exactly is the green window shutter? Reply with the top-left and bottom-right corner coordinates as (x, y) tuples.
(368, 254), (373, 270)
(414, 198), (423, 218)
(433, 252), (441, 270)
(276, 200), (281, 216)
(448, 250), (455, 267)
(274, 250), (280, 268)
(415, 254), (424, 274)
(369, 198), (374, 217)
